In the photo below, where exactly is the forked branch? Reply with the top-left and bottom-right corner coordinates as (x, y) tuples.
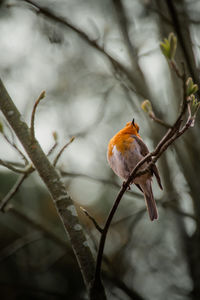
(92, 47), (199, 290)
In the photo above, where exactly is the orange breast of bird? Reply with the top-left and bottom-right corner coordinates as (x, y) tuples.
(107, 122), (143, 181)
(108, 133), (135, 159)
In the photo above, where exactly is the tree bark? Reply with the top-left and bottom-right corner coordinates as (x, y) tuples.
(0, 78), (106, 299)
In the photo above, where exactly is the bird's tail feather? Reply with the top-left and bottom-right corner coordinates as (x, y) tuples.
(141, 180), (158, 221)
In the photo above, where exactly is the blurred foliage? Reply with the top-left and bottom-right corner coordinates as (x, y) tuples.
(0, 0), (200, 299)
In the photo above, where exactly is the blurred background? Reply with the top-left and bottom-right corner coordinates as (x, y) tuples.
(0, 0), (200, 299)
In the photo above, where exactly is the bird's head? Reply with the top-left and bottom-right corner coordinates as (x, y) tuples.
(124, 118), (140, 134)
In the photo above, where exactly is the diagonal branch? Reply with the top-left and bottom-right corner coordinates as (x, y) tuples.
(0, 166), (34, 212)
(0, 159), (27, 174)
(21, 0), (147, 99)
(80, 207), (103, 234)
(92, 61), (197, 290)
(2, 127), (29, 164)
(60, 170), (142, 198)
(53, 137), (75, 167)
(0, 79), (103, 298)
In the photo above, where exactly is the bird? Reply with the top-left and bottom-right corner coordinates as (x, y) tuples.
(107, 118), (163, 221)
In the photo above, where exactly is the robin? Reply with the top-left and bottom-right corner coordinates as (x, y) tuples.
(107, 118), (162, 221)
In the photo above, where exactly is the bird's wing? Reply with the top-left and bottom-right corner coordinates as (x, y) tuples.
(132, 135), (163, 190)
(151, 164), (163, 190)
(132, 135), (149, 156)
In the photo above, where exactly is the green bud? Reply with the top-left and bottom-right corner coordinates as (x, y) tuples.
(186, 77), (193, 96)
(190, 95), (200, 117)
(191, 84), (198, 94)
(141, 100), (153, 113)
(160, 33), (177, 60)
(169, 33), (177, 59)
(186, 77), (199, 96)
(160, 41), (171, 59)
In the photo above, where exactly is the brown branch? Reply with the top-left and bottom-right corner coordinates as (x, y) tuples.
(0, 166), (34, 212)
(166, 0), (200, 90)
(47, 132), (59, 156)
(60, 170), (142, 198)
(147, 61), (185, 130)
(0, 159), (27, 174)
(80, 207), (103, 234)
(8, 206), (71, 250)
(112, 0), (149, 98)
(112, 0), (137, 61)
(2, 129), (28, 164)
(30, 91), (45, 140)
(47, 141), (58, 156)
(0, 231), (43, 263)
(0, 160), (25, 168)
(0, 79), (101, 298)
(170, 60), (183, 79)
(53, 136), (75, 167)
(148, 112), (172, 128)
(21, 0), (147, 99)
(92, 61), (195, 290)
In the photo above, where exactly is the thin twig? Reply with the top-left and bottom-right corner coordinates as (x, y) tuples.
(61, 170), (142, 197)
(92, 60), (195, 289)
(47, 141), (58, 156)
(2, 131), (29, 164)
(47, 132), (59, 156)
(22, 0), (147, 99)
(80, 207), (103, 233)
(0, 78), (99, 297)
(0, 166), (34, 212)
(53, 136), (75, 167)
(0, 159), (27, 174)
(148, 112), (172, 128)
(170, 60), (182, 79)
(30, 91), (45, 140)
(2, 160), (25, 168)
(147, 62), (185, 129)
(8, 206), (70, 250)
(0, 231), (43, 263)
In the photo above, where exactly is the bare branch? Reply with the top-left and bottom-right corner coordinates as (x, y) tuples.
(80, 207), (103, 234)
(8, 206), (70, 250)
(47, 140), (58, 156)
(0, 78), (99, 295)
(0, 159), (27, 174)
(112, 0), (137, 60)
(53, 136), (75, 167)
(30, 91), (46, 140)
(2, 128), (29, 164)
(0, 166), (34, 212)
(170, 60), (184, 79)
(0, 231), (43, 263)
(47, 132), (58, 156)
(149, 112), (172, 128)
(21, 0), (148, 99)
(61, 170), (142, 197)
(92, 60), (197, 290)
